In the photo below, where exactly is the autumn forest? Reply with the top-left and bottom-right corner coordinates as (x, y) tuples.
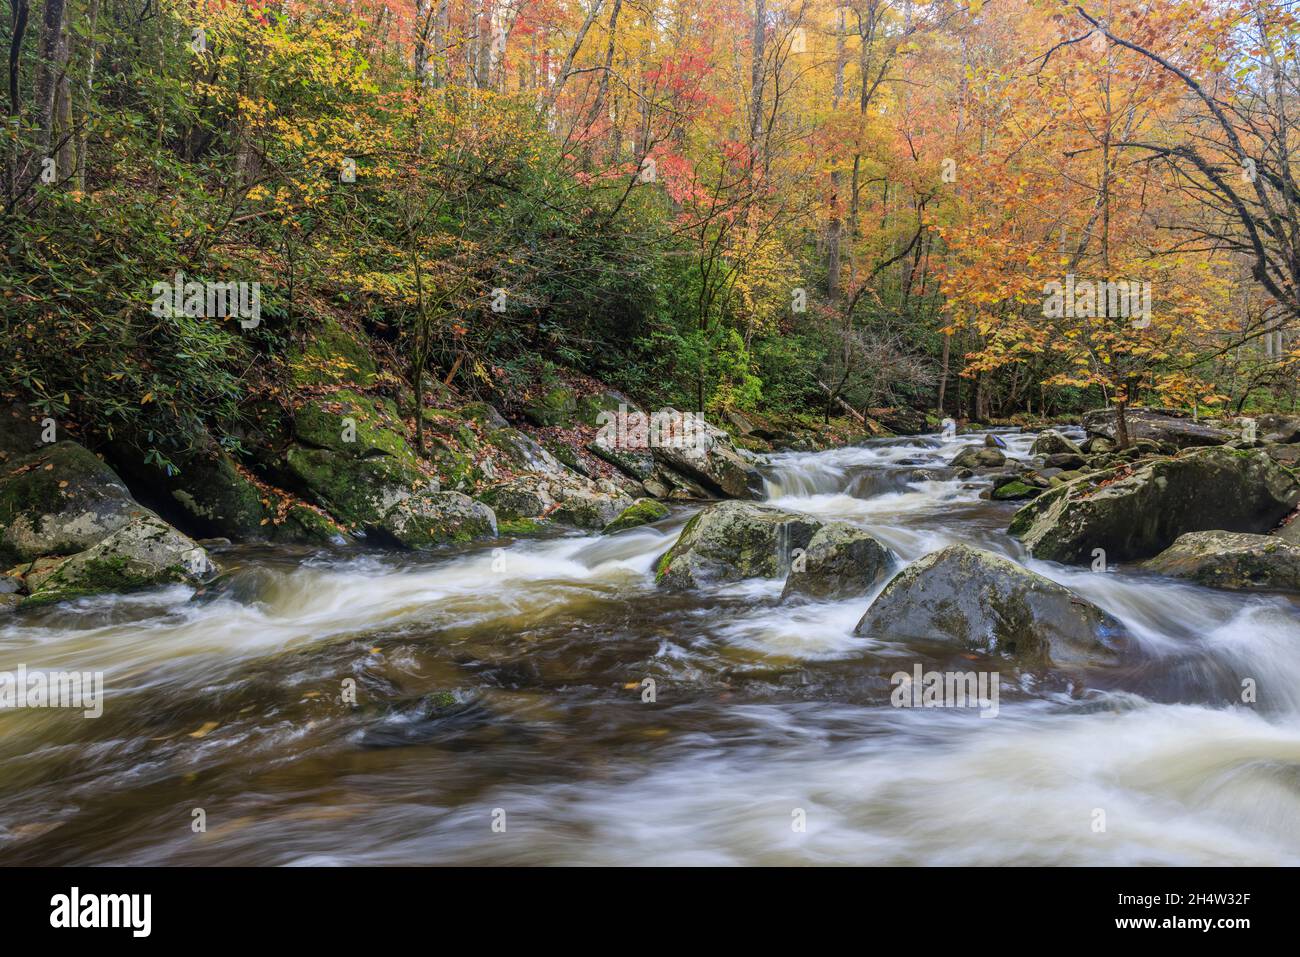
(3, 0), (1298, 450)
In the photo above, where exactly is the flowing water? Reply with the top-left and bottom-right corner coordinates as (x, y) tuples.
(3, 429), (1299, 865)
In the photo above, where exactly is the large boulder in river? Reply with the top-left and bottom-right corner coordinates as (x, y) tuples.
(1082, 408), (1231, 449)
(950, 445), (1006, 469)
(655, 501), (821, 588)
(282, 390), (428, 527)
(22, 515), (216, 605)
(780, 522), (895, 601)
(1143, 531), (1300, 592)
(854, 544), (1127, 669)
(1030, 429), (1082, 457)
(0, 442), (147, 565)
(645, 410), (763, 500)
(1009, 447), (1300, 564)
(372, 491), (496, 549)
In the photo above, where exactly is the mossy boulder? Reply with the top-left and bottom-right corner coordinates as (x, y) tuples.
(22, 515), (217, 605)
(576, 389), (633, 428)
(603, 498), (670, 534)
(991, 479), (1042, 501)
(655, 501), (822, 589)
(288, 317), (378, 387)
(854, 544), (1128, 669)
(485, 428), (566, 476)
(546, 441), (591, 477)
(0, 442), (148, 565)
(873, 407), (927, 436)
(552, 489), (632, 530)
(780, 522), (895, 601)
(282, 390), (427, 526)
(271, 504), (351, 546)
(477, 477), (554, 520)
(1143, 531), (1300, 592)
(371, 491), (497, 549)
(522, 385), (578, 427)
(459, 402), (509, 430)
(1010, 447), (1300, 564)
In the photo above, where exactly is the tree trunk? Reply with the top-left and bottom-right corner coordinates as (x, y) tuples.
(28, 0), (68, 182)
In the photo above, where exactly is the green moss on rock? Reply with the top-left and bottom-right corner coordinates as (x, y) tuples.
(603, 498), (669, 534)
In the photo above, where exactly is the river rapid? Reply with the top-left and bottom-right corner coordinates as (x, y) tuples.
(2, 428), (1299, 865)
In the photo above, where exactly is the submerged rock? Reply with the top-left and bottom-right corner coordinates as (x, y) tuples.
(655, 501), (821, 588)
(854, 544), (1127, 668)
(1143, 531), (1300, 592)
(1010, 447), (1300, 564)
(780, 522), (895, 601)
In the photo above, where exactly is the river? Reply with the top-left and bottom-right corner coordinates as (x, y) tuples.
(2, 428), (1299, 865)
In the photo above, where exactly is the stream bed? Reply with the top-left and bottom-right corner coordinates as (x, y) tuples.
(2, 428), (1299, 865)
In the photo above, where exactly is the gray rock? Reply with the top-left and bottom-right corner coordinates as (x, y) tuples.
(552, 489), (632, 530)
(1044, 452), (1088, 470)
(23, 515), (217, 605)
(1143, 530), (1300, 592)
(1083, 408), (1232, 449)
(1010, 447), (1300, 564)
(1030, 429), (1082, 457)
(950, 445), (1006, 469)
(854, 544), (1127, 668)
(648, 410), (763, 499)
(0, 442), (147, 565)
(587, 439), (656, 481)
(781, 522), (895, 601)
(655, 501), (821, 588)
(373, 491), (497, 548)
(1254, 414), (1300, 444)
